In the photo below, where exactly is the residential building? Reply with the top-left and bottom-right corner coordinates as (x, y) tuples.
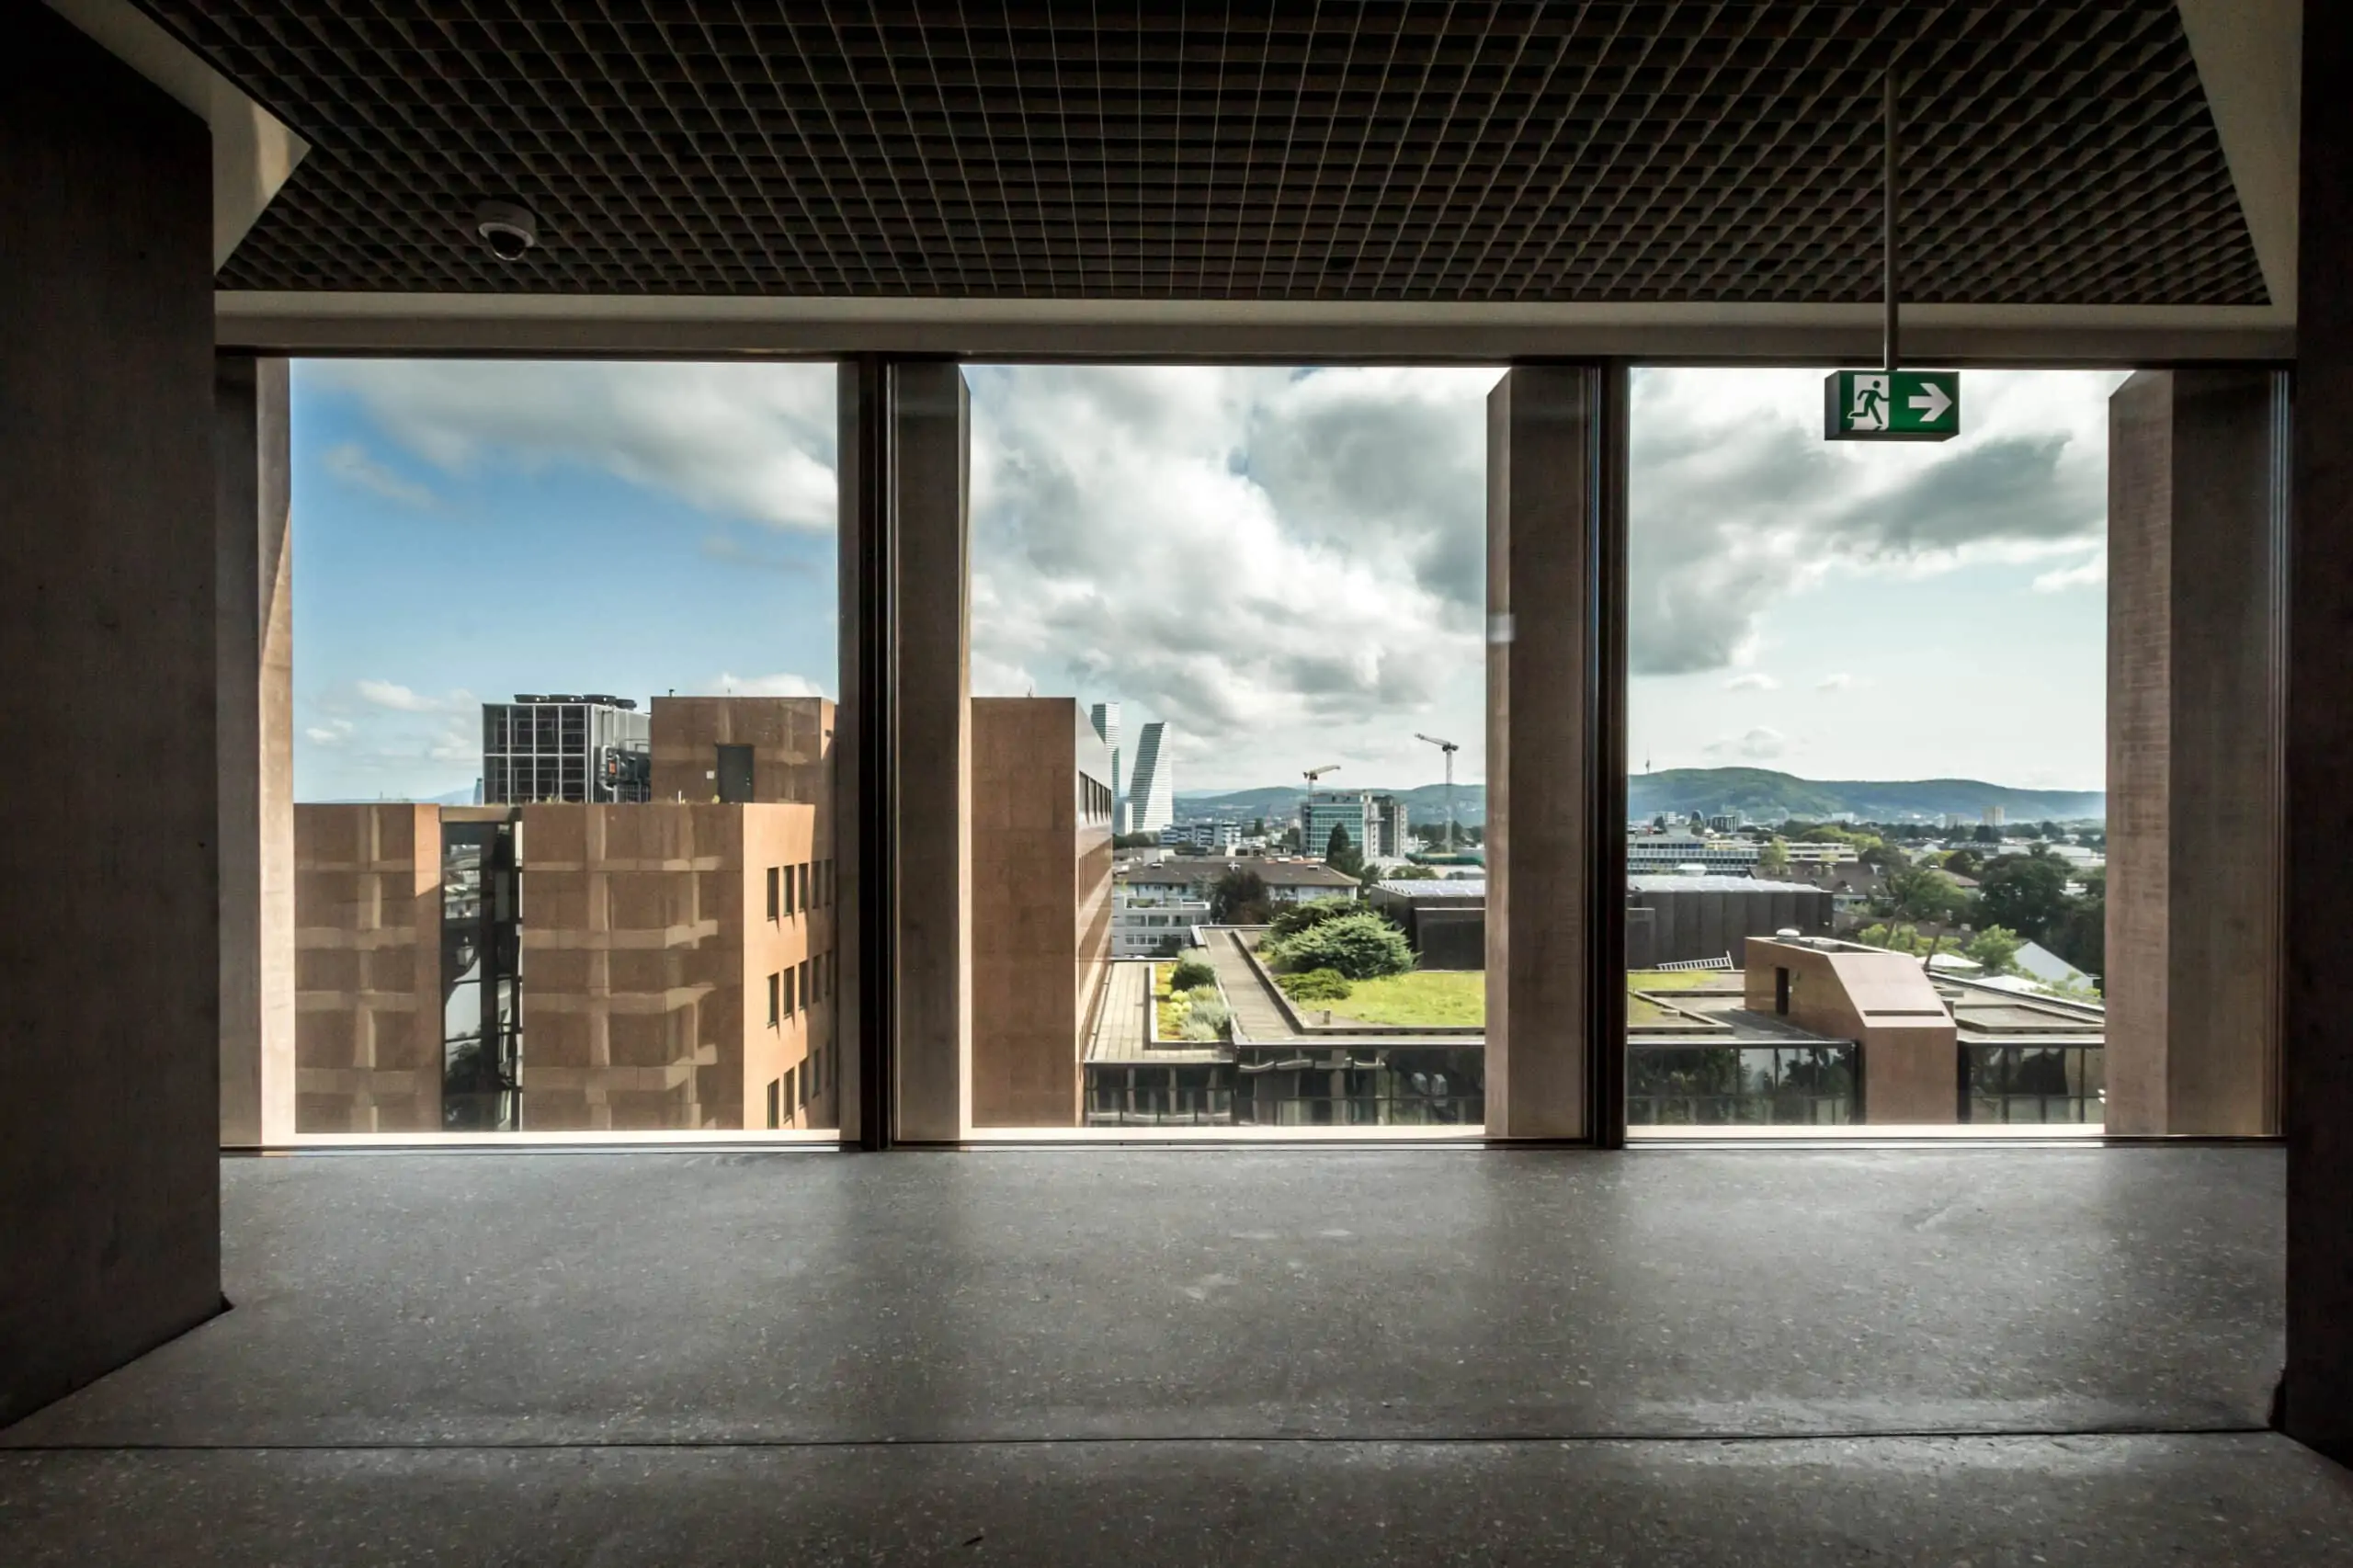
(1983, 806), (2007, 826)
(1368, 793), (1410, 858)
(1626, 833), (1762, 875)
(481, 695), (650, 804)
(1120, 857), (1359, 908)
(971, 699), (1116, 1128)
(1088, 700), (1123, 835)
(1125, 720), (1175, 834)
(1111, 886), (1212, 957)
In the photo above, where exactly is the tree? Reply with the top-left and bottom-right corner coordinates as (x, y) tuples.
(1756, 836), (1791, 877)
(1941, 846), (1984, 881)
(1113, 831), (1160, 849)
(1885, 866), (1971, 926)
(1269, 911), (1414, 980)
(1324, 824), (1365, 878)
(1210, 868), (1271, 925)
(1168, 957), (1217, 992)
(2047, 869), (2106, 978)
(1859, 922), (1927, 955)
(1268, 896), (1358, 939)
(1977, 848), (2073, 943)
(1965, 925), (2025, 975)
(1972, 824), (2001, 844)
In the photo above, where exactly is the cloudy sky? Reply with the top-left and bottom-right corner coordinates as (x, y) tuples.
(290, 360), (2118, 802)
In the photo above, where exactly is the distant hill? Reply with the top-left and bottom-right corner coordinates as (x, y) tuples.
(1176, 768), (2103, 827)
(1628, 767), (2103, 824)
(1176, 782), (1486, 826)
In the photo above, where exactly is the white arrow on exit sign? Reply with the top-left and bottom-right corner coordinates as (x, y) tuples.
(1907, 381), (1952, 423)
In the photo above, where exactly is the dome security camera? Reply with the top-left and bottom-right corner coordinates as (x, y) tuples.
(473, 200), (539, 261)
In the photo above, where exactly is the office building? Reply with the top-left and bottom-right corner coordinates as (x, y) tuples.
(1368, 794), (1410, 858)
(481, 695), (651, 804)
(1302, 789), (1370, 861)
(1088, 701), (1124, 834)
(295, 798), (836, 1132)
(1125, 720), (1175, 834)
(650, 694), (831, 804)
(971, 699), (1116, 1128)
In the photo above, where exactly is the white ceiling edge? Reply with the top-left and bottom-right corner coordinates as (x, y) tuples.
(2177, 0), (2302, 313)
(214, 291), (2293, 365)
(45, 0), (309, 271)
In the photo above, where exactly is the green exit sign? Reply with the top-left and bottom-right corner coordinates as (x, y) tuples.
(1824, 369), (1960, 442)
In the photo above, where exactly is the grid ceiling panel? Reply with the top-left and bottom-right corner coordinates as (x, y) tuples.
(145, 1), (2266, 305)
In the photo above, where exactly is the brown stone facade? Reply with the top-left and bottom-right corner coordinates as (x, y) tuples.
(970, 699), (1116, 1128)
(292, 801), (838, 1133)
(293, 804), (443, 1131)
(1743, 938), (1960, 1125)
(650, 695), (833, 805)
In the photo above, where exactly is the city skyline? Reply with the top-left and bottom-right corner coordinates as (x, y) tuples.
(290, 363), (2116, 802)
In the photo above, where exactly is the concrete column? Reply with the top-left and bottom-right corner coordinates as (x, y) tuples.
(2285, 1), (2353, 1465)
(2104, 370), (2287, 1137)
(835, 360), (880, 1147)
(891, 363), (972, 1142)
(216, 357), (297, 1149)
(1485, 367), (1612, 1140)
(0, 5), (221, 1424)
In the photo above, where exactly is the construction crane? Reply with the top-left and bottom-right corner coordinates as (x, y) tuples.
(1300, 765), (1341, 856)
(1415, 733), (1461, 853)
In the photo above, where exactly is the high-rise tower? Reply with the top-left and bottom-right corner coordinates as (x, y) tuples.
(1088, 701), (1123, 834)
(1125, 721), (1174, 834)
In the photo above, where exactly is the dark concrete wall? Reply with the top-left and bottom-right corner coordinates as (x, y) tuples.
(892, 363), (971, 1142)
(0, 7), (222, 1425)
(2104, 370), (2285, 1137)
(1485, 369), (1598, 1138)
(2286, 2), (2353, 1465)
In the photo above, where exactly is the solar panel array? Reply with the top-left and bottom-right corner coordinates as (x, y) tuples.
(144, 1), (2266, 304)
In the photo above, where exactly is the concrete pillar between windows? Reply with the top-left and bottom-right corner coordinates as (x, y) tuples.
(2285, 0), (2353, 1466)
(217, 356), (297, 1149)
(1484, 367), (1602, 1139)
(2103, 370), (2286, 1138)
(0, 3), (222, 1426)
(890, 363), (972, 1142)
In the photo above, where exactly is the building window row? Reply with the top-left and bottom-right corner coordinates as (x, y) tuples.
(767, 858), (837, 921)
(767, 949), (839, 1028)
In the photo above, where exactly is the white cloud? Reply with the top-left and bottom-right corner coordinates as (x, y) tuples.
(1815, 672), (1855, 691)
(715, 671), (831, 699)
(1707, 726), (1789, 761)
(321, 441), (439, 508)
(2034, 553), (2108, 593)
(302, 360), (837, 531)
(305, 719), (354, 745)
(358, 679), (438, 712)
(1722, 672), (1780, 691)
(968, 365), (1501, 775)
(1629, 369), (2127, 675)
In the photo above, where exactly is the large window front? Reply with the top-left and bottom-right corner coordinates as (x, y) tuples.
(962, 364), (1496, 1136)
(288, 359), (845, 1140)
(1622, 368), (2119, 1135)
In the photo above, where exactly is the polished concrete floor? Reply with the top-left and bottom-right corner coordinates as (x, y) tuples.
(2, 1145), (2346, 1563)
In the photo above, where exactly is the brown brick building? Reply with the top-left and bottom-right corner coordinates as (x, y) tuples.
(971, 698), (1117, 1128)
(297, 692), (1117, 1134)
